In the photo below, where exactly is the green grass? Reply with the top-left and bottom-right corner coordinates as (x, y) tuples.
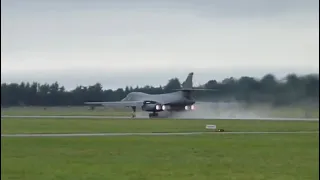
(1, 106), (130, 116)
(1, 134), (319, 180)
(1, 118), (319, 134)
(1, 118), (318, 180)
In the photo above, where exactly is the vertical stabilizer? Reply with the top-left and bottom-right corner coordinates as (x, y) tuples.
(182, 72), (193, 89)
(173, 72), (215, 98)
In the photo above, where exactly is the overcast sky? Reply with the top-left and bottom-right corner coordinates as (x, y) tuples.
(1, 0), (319, 90)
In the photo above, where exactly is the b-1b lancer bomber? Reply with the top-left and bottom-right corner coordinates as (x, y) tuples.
(85, 72), (213, 118)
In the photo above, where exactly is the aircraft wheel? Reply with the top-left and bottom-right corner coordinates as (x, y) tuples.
(149, 112), (158, 118)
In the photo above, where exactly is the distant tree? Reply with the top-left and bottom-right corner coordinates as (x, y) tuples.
(1, 73), (319, 106)
(164, 78), (181, 93)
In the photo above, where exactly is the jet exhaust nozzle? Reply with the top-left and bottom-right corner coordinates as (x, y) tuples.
(184, 105), (195, 111)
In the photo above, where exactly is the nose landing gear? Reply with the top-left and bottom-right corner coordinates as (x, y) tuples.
(131, 106), (136, 118)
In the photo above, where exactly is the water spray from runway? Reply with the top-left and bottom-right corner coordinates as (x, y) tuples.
(127, 100), (318, 119)
(133, 102), (267, 119)
(164, 102), (317, 119)
(170, 102), (264, 119)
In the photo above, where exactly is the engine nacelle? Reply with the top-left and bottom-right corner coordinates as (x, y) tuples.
(141, 102), (166, 112)
(142, 103), (157, 111)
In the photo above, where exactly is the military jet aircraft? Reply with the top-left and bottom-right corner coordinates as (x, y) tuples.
(84, 72), (213, 118)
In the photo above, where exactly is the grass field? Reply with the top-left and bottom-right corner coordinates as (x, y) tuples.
(1, 118), (319, 180)
(1, 118), (319, 134)
(2, 134), (319, 180)
(1, 106), (131, 116)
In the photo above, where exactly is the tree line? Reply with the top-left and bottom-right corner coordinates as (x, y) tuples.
(1, 73), (319, 107)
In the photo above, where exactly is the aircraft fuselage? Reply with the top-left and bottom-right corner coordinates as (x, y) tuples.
(84, 72), (207, 118)
(121, 91), (195, 112)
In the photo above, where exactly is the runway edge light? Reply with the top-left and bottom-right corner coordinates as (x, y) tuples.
(205, 125), (217, 130)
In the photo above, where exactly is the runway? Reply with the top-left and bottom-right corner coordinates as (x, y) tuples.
(1, 115), (319, 121)
(1, 115), (126, 119)
(1, 131), (318, 137)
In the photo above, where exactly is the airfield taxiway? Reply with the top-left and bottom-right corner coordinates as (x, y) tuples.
(1, 131), (319, 137)
(1, 115), (319, 121)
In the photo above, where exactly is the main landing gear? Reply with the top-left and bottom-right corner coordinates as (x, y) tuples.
(131, 106), (159, 118)
(148, 112), (159, 118)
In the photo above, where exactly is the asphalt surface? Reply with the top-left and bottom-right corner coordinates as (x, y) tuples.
(1, 115), (319, 121)
(1, 131), (319, 137)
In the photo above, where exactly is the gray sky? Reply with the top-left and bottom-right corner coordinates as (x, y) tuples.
(1, 0), (319, 90)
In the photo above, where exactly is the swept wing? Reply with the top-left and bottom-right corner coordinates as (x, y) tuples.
(84, 101), (144, 107)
